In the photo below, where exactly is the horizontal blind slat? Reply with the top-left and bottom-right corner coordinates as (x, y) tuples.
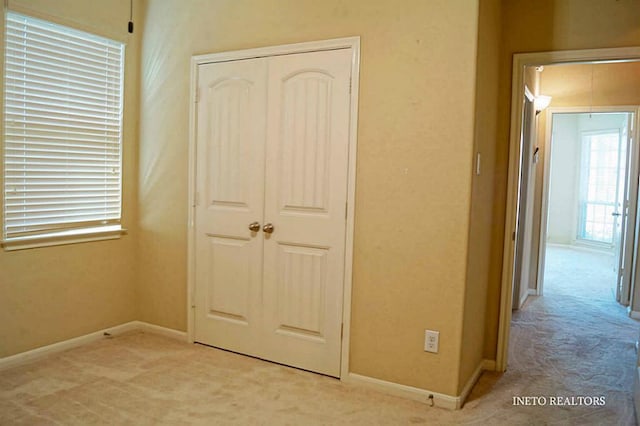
(5, 31), (123, 67)
(5, 75), (122, 100)
(5, 62), (121, 89)
(6, 103), (121, 121)
(5, 85), (120, 107)
(6, 52), (121, 80)
(5, 138), (120, 150)
(3, 11), (124, 240)
(6, 24), (122, 61)
(5, 113), (121, 130)
(6, 90), (121, 114)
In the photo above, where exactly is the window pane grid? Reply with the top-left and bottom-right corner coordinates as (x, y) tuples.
(578, 132), (621, 244)
(3, 11), (124, 240)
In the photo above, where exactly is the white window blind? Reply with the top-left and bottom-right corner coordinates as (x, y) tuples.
(3, 12), (124, 241)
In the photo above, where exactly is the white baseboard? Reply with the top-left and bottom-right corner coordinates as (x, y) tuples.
(458, 361), (484, 408)
(482, 359), (496, 371)
(0, 321), (187, 371)
(629, 310), (640, 320)
(345, 373), (460, 410)
(134, 321), (188, 341)
(345, 359), (492, 410)
(528, 288), (538, 296)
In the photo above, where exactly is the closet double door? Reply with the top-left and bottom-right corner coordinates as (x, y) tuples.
(194, 48), (352, 377)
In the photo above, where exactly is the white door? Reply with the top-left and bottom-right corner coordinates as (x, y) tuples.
(513, 92), (536, 309)
(194, 58), (268, 359)
(194, 48), (352, 377)
(615, 113), (636, 304)
(261, 49), (352, 376)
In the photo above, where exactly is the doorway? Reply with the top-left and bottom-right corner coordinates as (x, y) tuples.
(540, 110), (636, 304)
(187, 37), (361, 379)
(497, 47), (640, 372)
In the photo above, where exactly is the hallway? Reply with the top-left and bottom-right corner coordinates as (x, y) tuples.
(504, 244), (638, 423)
(543, 244), (617, 300)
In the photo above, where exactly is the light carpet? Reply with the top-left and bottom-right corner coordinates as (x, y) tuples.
(0, 245), (638, 424)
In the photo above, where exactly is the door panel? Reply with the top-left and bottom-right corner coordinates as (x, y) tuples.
(206, 236), (252, 324)
(194, 58), (267, 357)
(276, 244), (328, 341)
(279, 71), (332, 212)
(262, 49), (352, 376)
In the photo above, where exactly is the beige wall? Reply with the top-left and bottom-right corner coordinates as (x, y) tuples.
(485, 0), (640, 359)
(0, 0), (141, 357)
(459, 0), (500, 392)
(139, 0), (480, 396)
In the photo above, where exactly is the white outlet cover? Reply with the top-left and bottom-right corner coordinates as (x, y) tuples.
(424, 330), (439, 353)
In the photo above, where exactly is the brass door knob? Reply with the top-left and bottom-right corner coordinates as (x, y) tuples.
(263, 223), (274, 234)
(248, 222), (261, 232)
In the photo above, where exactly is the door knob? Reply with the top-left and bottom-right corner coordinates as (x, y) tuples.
(612, 212), (622, 217)
(263, 223), (274, 234)
(248, 222), (261, 232)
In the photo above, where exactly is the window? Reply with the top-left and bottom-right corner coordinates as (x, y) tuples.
(577, 130), (623, 244)
(2, 12), (125, 249)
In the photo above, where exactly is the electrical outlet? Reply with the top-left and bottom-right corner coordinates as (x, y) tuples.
(424, 330), (439, 353)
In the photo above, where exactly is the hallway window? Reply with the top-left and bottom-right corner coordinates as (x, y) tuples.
(578, 130), (621, 244)
(2, 12), (124, 249)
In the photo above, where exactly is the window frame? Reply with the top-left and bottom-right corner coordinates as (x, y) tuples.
(1, 10), (127, 251)
(576, 128), (623, 247)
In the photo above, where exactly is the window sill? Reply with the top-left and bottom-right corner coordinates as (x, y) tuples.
(2, 225), (127, 251)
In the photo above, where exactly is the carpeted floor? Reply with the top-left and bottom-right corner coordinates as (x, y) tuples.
(0, 245), (638, 424)
(500, 244), (639, 424)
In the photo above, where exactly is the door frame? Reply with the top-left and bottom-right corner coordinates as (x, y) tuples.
(186, 36), (361, 379)
(537, 106), (640, 299)
(497, 46), (640, 372)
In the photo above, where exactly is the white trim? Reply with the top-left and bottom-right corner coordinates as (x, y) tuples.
(497, 46), (640, 373)
(482, 359), (497, 371)
(0, 322), (138, 371)
(344, 373), (459, 410)
(0, 321), (187, 371)
(548, 241), (616, 254)
(187, 42), (198, 345)
(2, 226), (126, 251)
(135, 321), (188, 342)
(187, 37), (360, 378)
(519, 286), (531, 307)
(524, 85), (535, 102)
(340, 37), (360, 380)
(629, 310), (640, 320)
(528, 288), (538, 296)
(458, 361), (484, 408)
(345, 362), (485, 411)
(192, 37), (360, 64)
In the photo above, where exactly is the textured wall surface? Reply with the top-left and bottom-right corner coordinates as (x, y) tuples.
(138, 0), (480, 395)
(0, 0), (141, 357)
(460, 0), (500, 393)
